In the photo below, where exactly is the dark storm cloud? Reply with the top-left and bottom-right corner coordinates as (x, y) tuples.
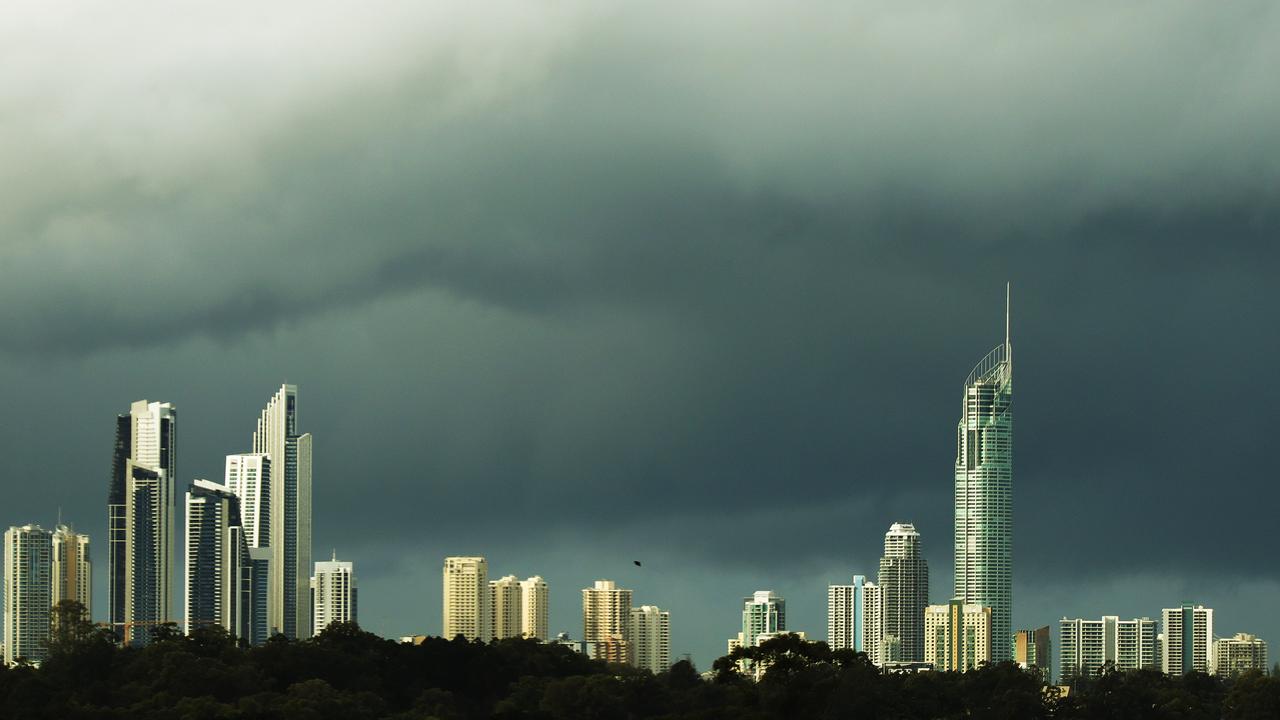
(2, 0), (1280, 665)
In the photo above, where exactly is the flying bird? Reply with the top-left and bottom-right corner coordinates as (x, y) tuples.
(633, 560), (642, 567)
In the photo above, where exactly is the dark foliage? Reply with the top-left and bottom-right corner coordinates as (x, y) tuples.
(4, 626), (1279, 719)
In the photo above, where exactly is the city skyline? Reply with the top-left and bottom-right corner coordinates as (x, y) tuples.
(2, 2), (1279, 674)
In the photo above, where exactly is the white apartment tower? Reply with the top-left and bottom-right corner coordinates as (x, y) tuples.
(490, 575), (523, 640)
(1058, 616), (1158, 679)
(582, 579), (633, 664)
(224, 454), (270, 549)
(443, 557), (490, 641)
(184, 480), (253, 639)
(52, 524), (92, 615)
(1213, 633), (1268, 677)
(4, 525), (53, 666)
(878, 523), (929, 662)
(311, 553), (356, 636)
(109, 400), (176, 645)
(925, 598), (992, 672)
(828, 575), (885, 662)
(741, 590), (786, 651)
(520, 576), (549, 641)
(252, 385), (313, 640)
(1162, 604), (1214, 675)
(630, 605), (671, 674)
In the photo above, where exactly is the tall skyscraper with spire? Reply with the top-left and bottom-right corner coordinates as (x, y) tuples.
(954, 285), (1013, 660)
(108, 400), (176, 645)
(253, 384), (313, 639)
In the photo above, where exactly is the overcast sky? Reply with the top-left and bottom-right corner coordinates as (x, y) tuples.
(2, 1), (1279, 669)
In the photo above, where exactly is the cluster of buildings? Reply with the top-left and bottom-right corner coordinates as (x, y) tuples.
(433, 557), (671, 675)
(2, 385), (358, 666)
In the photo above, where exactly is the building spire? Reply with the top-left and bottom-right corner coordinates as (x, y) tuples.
(1004, 282), (1012, 370)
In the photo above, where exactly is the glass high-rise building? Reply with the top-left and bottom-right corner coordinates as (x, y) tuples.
(253, 385), (313, 640)
(108, 400), (176, 644)
(954, 286), (1013, 660)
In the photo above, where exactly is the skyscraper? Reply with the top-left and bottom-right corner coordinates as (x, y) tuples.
(828, 575), (875, 654)
(184, 480), (253, 639)
(878, 522), (929, 662)
(109, 400), (176, 644)
(443, 556), (490, 641)
(51, 524), (91, 616)
(741, 590), (785, 651)
(311, 553), (356, 636)
(630, 605), (671, 674)
(954, 286), (1013, 660)
(1162, 604), (1214, 675)
(253, 385), (313, 639)
(1058, 616), (1158, 679)
(520, 576), (549, 641)
(582, 579), (632, 664)
(490, 575), (522, 640)
(4, 525), (53, 666)
(924, 598), (992, 672)
(225, 453), (272, 645)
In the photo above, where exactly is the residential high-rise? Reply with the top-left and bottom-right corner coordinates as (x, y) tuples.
(1058, 616), (1158, 679)
(311, 553), (356, 636)
(4, 525), (53, 666)
(252, 385), (313, 639)
(829, 575), (884, 658)
(741, 590), (785, 651)
(630, 605), (671, 674)
(1162, 604), (1213, 675)
(520, 576), (549, 641)
(443, 557), (490, 641)
(108, 400), (176, 643)
(224, 454), (270, 549)
(878, 522), (929, 662)
(863, 582), (888, 664)
(1014, 626), (1052, 675)
(583, 579), (632, 664)
(184, 480), (253, 640)
(1212, 633), (1268, 677)
(924, 598), (992, 672)
(225, 454), (272, 645)
(490, 575), (522, 640)
(52, 525), (91, 616)
(954, 287), (1013, 660)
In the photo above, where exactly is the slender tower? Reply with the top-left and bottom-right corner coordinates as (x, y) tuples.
(878, 523), (929, 662)
(954, 285), (1013, 661)
(253, 385), (313, 640)
(109, 400), (176, 645)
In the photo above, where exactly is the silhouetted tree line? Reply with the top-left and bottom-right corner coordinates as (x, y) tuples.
(3, 602), (1278, 719)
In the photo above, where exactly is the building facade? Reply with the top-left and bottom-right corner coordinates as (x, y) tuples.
(741, 590), (786, 652)
(1014, 626), (1051, 675)
(224, 454), (270, 550)
(1212, 633), (1268, 677)
(443, 557), (490, 641)
(1162, 604), (1214, 675)
(252, 385), (313, 640)
(954, 289), (1013, 661)
(4, 525), (53, 666)
(51, 524), (91, 616)
(879, 523), (929, 662)
(925, 598), (992, 672)
(1058, 616), (1157, 679)
(520, 576), (549, 641)
(311, 554), (356, 636)
(490, 575), (523, 640)
(582, 579), (632, 664)
(184, 480), (253, 640)
(630, 605), (671, 674)
(109, 400), (176, 645)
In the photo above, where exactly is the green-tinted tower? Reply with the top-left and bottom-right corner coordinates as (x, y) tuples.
(954, 285), (1013, 660)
